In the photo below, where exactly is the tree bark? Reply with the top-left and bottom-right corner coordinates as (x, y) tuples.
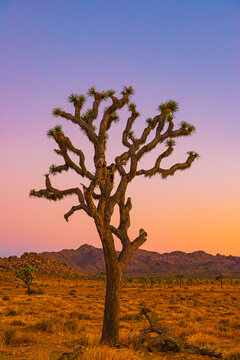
(100, 260), (122, 345)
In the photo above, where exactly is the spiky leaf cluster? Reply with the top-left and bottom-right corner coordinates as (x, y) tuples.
(121, 86), (135, 95)
(47, 125), (62, 138)
(68, 94), (86, 104)
(166, 115), (173, 122)
(146, 118), (153, 125)
(158, 103), (168, 111)
(80, 109), (93, 121)
(180, 122), (196, 134)
(29, 189), (36, 197)
(52, 108), (63, 117)
(128, 130), (134, 139)
(49, 164), (58, 175)
(165, 100), (179, 113)
(166, 139), (176, 147)
(187, 151), (200, 158)
(187, 124), (196, 133)
(180, 121), (188, 129)
(112, 113), (119, 123)
(107, 89), (116, 97)
(158, 100), (179, 113)
(85, 109), (93, 117)
(47, 129), (55, 138)
(128, 103), (136, 111)
(87, 86), (96, 97)
(101, 91), (109, 100)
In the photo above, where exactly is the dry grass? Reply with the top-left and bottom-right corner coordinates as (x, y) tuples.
(0, 272), (240, 359)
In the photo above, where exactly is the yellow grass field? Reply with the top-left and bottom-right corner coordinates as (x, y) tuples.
(0, 273), (240, 360)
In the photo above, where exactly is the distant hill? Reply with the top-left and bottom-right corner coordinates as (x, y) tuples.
(41, 244), (240, 276)
(0, 252), (84, 278)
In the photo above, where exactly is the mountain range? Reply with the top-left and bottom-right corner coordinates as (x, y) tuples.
(41, 244), (240, 277)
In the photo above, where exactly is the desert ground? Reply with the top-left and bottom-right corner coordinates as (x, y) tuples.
(0, 272), (240, 360)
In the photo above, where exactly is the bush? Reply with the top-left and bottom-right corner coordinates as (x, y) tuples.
(226, 354), (240, 360)
(2, 296), (10, 301)
(120, 313), (136, 321)
(6, 309), (18, 316)
(2, 328), (16, 345)
(34, 319), (57, 333)
(69, 289), (77, 297)
(64, 319), (78, 331)
(10, 320), (26, 326)
(69, 311), (92, 320)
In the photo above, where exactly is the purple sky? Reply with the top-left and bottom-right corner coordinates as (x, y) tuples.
(1, 0), (240, 257)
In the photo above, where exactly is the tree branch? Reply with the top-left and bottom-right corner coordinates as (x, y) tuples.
(30, 176), (85, 204)
(53, 109), (98, 144)
(136, 152), (198, 179)
(49, 128), (94, 180)
(64, 204), (91, 222)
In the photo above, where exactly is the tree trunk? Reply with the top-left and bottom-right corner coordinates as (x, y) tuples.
(27, 284), (31, 295)
(100, 262), (122, 345)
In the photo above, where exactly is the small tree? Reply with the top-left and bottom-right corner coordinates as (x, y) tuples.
(30, 86), (198, 345)
(176, 273), (184, 288)
(215, 274), (224, 288)
(16, 266), (37, 294)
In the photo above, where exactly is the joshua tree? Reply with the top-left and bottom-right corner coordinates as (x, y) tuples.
(30, 86), (199, 345)
(176, 273), (184, 288)
(16, 266), (37, 294)
(215, 274), (224, 288)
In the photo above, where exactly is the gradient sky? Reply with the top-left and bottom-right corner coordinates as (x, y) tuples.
(1, 0), (240, 257)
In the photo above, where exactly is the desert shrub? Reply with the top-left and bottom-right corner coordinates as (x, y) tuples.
(69, 311), (92, 320)
(76, 312), (92, 320)
(178, 318), (187, 327)
(2, 295), (10, 301)
(135, 314), (142, 322)
(6, 308), (18, 316)
(27, 288), (44, 295)
(78, 332), (90, 346)
(120, 313), (136, 321)
(33, 318), (57, 333)
(69, 289), (77, 297)
(11, 332), (36, 346)
(1, 328), (16, 345)
(232, 323), (240, 329)
(79, 345), (142, 359)
(36, 288), (44, 294)
(10, 320), (26, 326)
(226, 354), (240, 360)
(64, 319), (78, 331)
(222, 312), (234, 316)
